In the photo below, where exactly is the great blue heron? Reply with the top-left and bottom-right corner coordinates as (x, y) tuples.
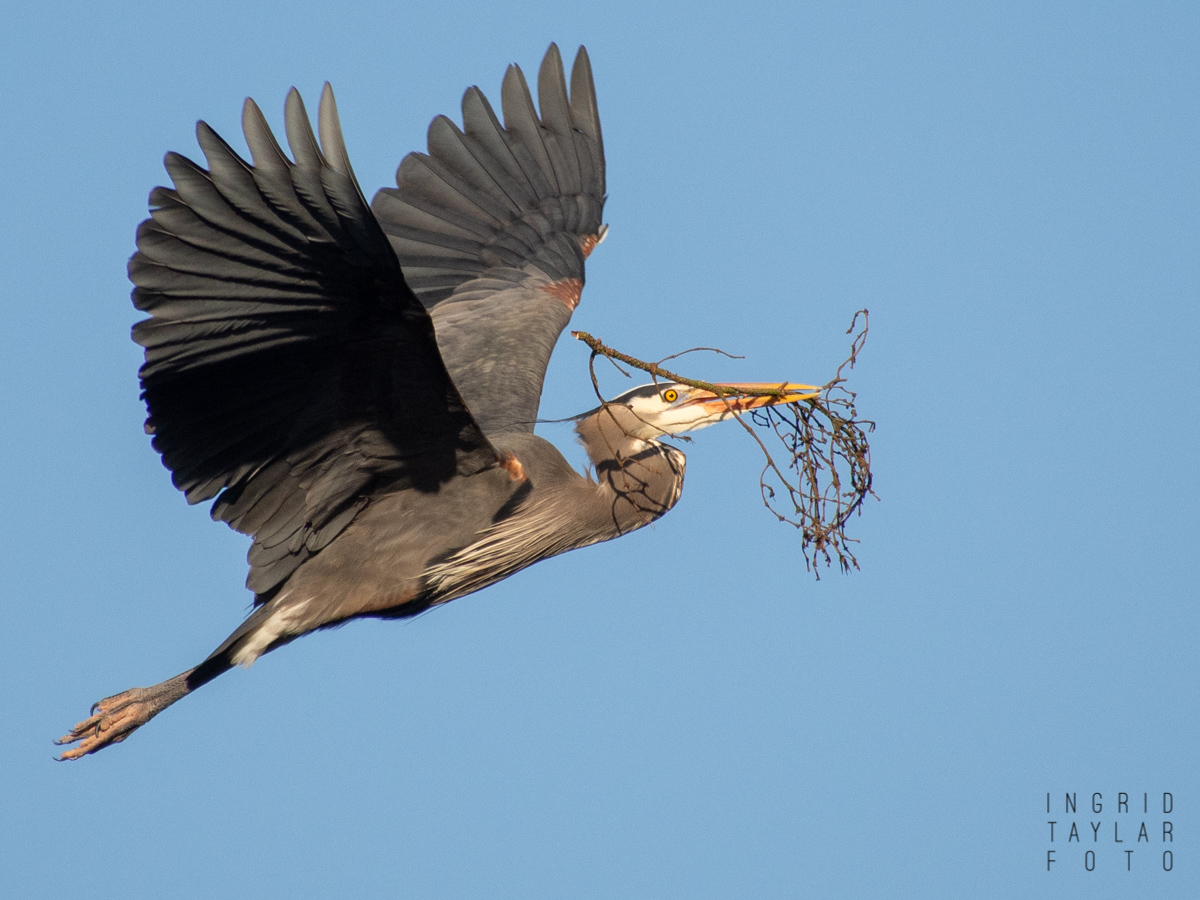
(57, 45), (815, 759)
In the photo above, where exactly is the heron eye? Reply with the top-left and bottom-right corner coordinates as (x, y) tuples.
(662, 389), (678, 403)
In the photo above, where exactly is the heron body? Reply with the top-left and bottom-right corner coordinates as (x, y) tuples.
(224, 419), (685, 669)
(57, 46), (814, 759)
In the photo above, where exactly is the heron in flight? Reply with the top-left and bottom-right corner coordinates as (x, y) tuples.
(57, 45), (815, 759)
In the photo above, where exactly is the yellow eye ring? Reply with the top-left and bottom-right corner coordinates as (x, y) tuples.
(662, 389), (678, 403)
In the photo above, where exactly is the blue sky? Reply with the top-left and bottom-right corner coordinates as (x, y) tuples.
(2, 2), (1196, 897)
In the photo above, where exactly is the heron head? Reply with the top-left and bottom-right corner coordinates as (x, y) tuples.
(589, 381), (821, 440)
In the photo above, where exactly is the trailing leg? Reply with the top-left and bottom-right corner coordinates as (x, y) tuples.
(54, 654), (231, 760)
(53, 600), (291, 760)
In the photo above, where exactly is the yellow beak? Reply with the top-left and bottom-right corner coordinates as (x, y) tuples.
(687, 382), (821, 414)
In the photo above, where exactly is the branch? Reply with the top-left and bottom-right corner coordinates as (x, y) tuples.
(572, 310), (876, 577)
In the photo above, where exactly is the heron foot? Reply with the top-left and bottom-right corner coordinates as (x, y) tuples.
(54, 687), (161, 760)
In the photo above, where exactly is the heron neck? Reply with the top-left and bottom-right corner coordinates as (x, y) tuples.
(575, 407), (687, 533)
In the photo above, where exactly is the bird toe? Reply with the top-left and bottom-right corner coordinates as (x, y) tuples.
(54, 689), (154, 760)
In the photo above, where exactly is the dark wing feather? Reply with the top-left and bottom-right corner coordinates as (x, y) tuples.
(371, 44), (607, 436)
(131, 84), (499, 598)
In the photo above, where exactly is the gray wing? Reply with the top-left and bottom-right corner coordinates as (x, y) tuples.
(130, 85), (499, 598)
(371, 44), (606, 436)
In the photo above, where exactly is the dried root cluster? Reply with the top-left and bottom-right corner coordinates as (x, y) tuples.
(747, 310), (874, 574)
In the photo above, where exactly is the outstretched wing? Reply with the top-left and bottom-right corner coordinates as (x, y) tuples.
(371, 44), (606, 436)
(131, 85), (499, 598)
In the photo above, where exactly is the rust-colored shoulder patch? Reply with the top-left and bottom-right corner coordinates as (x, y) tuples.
(580, 233), (602, 258)
(500, 452), (527, 483)
(541, 277), (583, 311)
